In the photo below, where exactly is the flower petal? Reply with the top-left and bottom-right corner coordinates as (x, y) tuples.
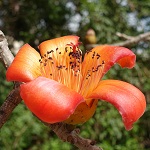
(20, 76), (84, 123)
(89, 80), (146, 130)
(6, 44), (41, 82)
(82, 45), (136, 78)
(65, 99), (98, 125)
(39, 35), (79, 56)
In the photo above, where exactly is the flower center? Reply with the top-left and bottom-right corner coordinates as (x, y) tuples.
(39, 43), (82, 92)
(39, 43), (105, 100)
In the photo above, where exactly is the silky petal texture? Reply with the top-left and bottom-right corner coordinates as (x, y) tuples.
(38, 35), (79, 56)
(6, 44), (41, 82)
(89, 80), (146, 130)
(82, 45), (136, 78)
(20, 76), (84, 123)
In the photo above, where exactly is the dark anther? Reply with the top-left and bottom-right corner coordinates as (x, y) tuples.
(50, 74), (52, 76)
(65, 47), (68, 52)
(95, 68), (98, 72)
(97, 65), (102, 68)
(92, 51), (95, 56)
(59, 52), (61, 54)
(44, 63), (47, 66)
(48, 57), (52, 60)
(86, 49), (92, 54)
(102, 60), (105, 64)
(96, 53), (100, 59)
(56, 47), (58, 50)
(86, 73), (91, 79)
(92, 67), (95, 72)
(57, 65), (62, 70)
(44, 54), (47, 57)
(69, 52), (73, 56)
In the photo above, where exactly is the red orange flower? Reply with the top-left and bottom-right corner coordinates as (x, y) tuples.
(6, 36), (146, 130)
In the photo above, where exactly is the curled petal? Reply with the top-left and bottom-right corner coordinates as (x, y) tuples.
(20, 77), (84, 123)
(89, 80), (146, 130)
(39, 35), (79, 56)
(82, 45), (136, 78)
(6, 44), (41, 82)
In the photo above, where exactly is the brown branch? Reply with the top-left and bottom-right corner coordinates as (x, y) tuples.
(116, 32), (133, 40)
(0, 30), (22, 129)
(86, 31), (150, 50)
(0, 84), (22, 128)
(0, 30), (103, 149)
(46, 122), (103, 150)
(114, 31), (150, 46)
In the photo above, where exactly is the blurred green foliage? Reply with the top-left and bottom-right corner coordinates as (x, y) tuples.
(0, 0), (150, 149)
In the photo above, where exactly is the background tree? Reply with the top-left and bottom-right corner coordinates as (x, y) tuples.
(0, 0), (150, 149)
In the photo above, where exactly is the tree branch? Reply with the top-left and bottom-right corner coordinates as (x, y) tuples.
(0, 84), (22, 128)
(86, 31), (150, 50)
(0, 31), (14, 69)
(114, 31), (150, 46)
(0, 30), (103, 149)
(0, 30), (22, 128)
(46, 122), (103, 150)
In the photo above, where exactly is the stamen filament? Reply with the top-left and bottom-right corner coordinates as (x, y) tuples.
(39, 43), (104, 100)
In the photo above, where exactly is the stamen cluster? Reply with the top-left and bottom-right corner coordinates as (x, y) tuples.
(39, 43), (105, 98)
